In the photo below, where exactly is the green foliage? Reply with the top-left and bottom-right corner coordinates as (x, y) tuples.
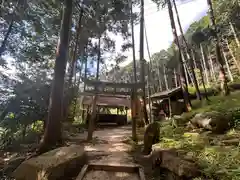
(179, 91), (240, 127)
(0, 0), (141, 151)
(31, 120), (44, 133)
(156, 121), (240, 179)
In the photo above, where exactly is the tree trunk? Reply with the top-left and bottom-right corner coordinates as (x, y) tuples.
(186, 66), (194, 85)
(129, 0), (137, 141)
(87, 35), (101, 141)
(181, 53), (190, 85)
(63, 9), (84, 122)
(83, 58), (88, 92)
(145, 24), (156, 94)
(193, 50), (209, 101)
(145, 23), (155, 95)
(207, 0), (229, 95)
(229, 22), (240, 47)
(72, 58), (84, 117)
(174, 68), (178, 87)
(222, 49), (233, 82)
(68, 9), (83, 88)
(191, 50), (200, 85)
(191, 49), (198, 69)
(157, 62), (163, 91)
(0, 0), (20, 56)
(140, 0), (149, 125)
(207, 49), (217, 82)
(147, 64), (152, 122)
(200, 43), (209, 85)
(38, 0), (73, 153)
(172, 0), (201, 100)
(163, 65), (169, 90)
(226, 39), (240, 74)
(147, 65), (152, 122)
(167, 0), (191, 111)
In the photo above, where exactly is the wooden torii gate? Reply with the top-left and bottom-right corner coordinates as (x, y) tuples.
(83, 78), (145, 141)
(83, 78), (144, 96)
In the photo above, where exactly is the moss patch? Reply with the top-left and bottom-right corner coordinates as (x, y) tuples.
(180, 91), (240, 124)
(154, 121), (240, 180)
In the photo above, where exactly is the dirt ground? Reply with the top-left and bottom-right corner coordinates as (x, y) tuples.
(68, 125), (136, 165)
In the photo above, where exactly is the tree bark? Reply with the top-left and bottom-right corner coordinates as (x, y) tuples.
(207, 0), (229, 95)
(174, 68), (178, 87)
(206, 48), (217, 82)
(163, 65), (169, 90)
(191, 50), (200, 85)
(181, 53), (189, 85)
(200, 43), (209, 85)
(72, 58), (84, 117)
(146, 64), (152, 122)
(38, 0), (73, 153)
(167, 0), (191, 111)
(68, 9), (83, 88)
(226, 39), (240, 74)
(172, 0), (201, 100)
(129, 0), (137, 141)
(0, 0), (20, 56)
(193, 50), (209, 101)
(140, 0), (149, 124)
(83, 57), (88, 92)
(87, 35), (101, 141)
(63, 9), (84, 122)
(191, 49), (198, 70)
(229, 22), (240, 47)
(157, 62), (163, 91)
(222, 49), (233, 82)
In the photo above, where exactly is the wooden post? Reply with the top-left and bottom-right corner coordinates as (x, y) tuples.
(168, 97), (172, 118)
(131, 90), (137, 141)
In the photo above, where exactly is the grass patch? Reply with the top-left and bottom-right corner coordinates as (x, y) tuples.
(153, 121), (240, 180)
(131, 92), (240, 179)
(170, 91), (240, 179)
(180, 91), (240, 124)
(125, 92), (240, 179)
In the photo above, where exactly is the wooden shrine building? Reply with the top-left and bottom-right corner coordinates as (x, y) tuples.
(150, 87), (186, 117)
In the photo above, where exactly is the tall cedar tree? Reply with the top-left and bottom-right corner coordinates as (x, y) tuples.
(38, 0), (73, 153)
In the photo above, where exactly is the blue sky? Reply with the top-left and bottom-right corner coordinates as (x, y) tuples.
(112, 0), (208, 67)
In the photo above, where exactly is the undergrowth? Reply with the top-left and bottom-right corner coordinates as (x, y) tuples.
(181, 91), (240, 124)
(156, 122), (240, 180)
(159, 91), (240, 179)
(131, 91), (240, 180)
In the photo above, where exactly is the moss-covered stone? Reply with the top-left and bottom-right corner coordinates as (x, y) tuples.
(13, 145), (87, 180)
(190, 111), (234, 134)
(143, 122), (160, 155)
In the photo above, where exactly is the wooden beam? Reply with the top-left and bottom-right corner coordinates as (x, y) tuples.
(84, 90), (143, 96)
(83, 78), (144, 89)
(78, 92), (129, 98)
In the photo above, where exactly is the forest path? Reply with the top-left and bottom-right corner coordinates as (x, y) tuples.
(68, 125), (136, 165)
